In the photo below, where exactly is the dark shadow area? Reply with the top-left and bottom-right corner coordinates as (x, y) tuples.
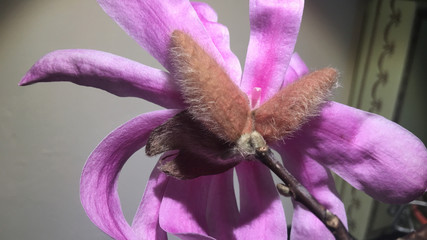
(0, 0), (28, 23)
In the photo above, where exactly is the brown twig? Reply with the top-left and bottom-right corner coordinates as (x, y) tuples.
(255, 146), (355, 240)
(397, 224), (427, 240)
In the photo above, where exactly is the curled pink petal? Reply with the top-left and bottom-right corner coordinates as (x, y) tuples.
(80, 110), (178, 239)
(282, 53), (310, 88)
(131, 164), (168, 240)
(241, 0), (304, 102)
(288, 102), (427, 203)
(234, 162), (287, 239)
(288, 53), (309, 77)
(190, 2), (218, 22)
(20, 49), (184, 109)
(191, 2), (242, 84)
(275, 145), (347, 240)
(97, 0), (226, 72)
(159, 170), (238, 239)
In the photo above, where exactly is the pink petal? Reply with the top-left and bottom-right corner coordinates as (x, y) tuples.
(289, 53), (309, 78)
(275, 145), (347, 240)
(20, 49), (184, 109)
(131, 164), (168, 240)
(190, 2), (218, 22)
(159, 169), (238, 239)
(234, 162), (287, 239)
(97, 0), (227, 72)
(289, 102), (427, 203)
(191, 2), (242, 84)
(241, 0), (304, 103)
(80, 109), (179, 240)
(282, 53), (309, 88)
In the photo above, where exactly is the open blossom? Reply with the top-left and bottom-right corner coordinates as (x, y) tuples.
(20, 0), (427, 240)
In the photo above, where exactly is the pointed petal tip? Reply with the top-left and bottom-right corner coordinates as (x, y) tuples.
(17, 49), (184, 108)
(19, 72), (34, 86)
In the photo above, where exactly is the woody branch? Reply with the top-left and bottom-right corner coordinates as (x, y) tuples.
(255, 145), (355, 240)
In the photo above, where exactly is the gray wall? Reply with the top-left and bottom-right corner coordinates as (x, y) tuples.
(0, 0), (365, 239)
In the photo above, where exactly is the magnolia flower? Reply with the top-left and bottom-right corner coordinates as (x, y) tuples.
(20, 0), (426, 240)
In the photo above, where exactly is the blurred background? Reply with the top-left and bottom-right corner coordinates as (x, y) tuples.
(0, 0), (425, 239)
